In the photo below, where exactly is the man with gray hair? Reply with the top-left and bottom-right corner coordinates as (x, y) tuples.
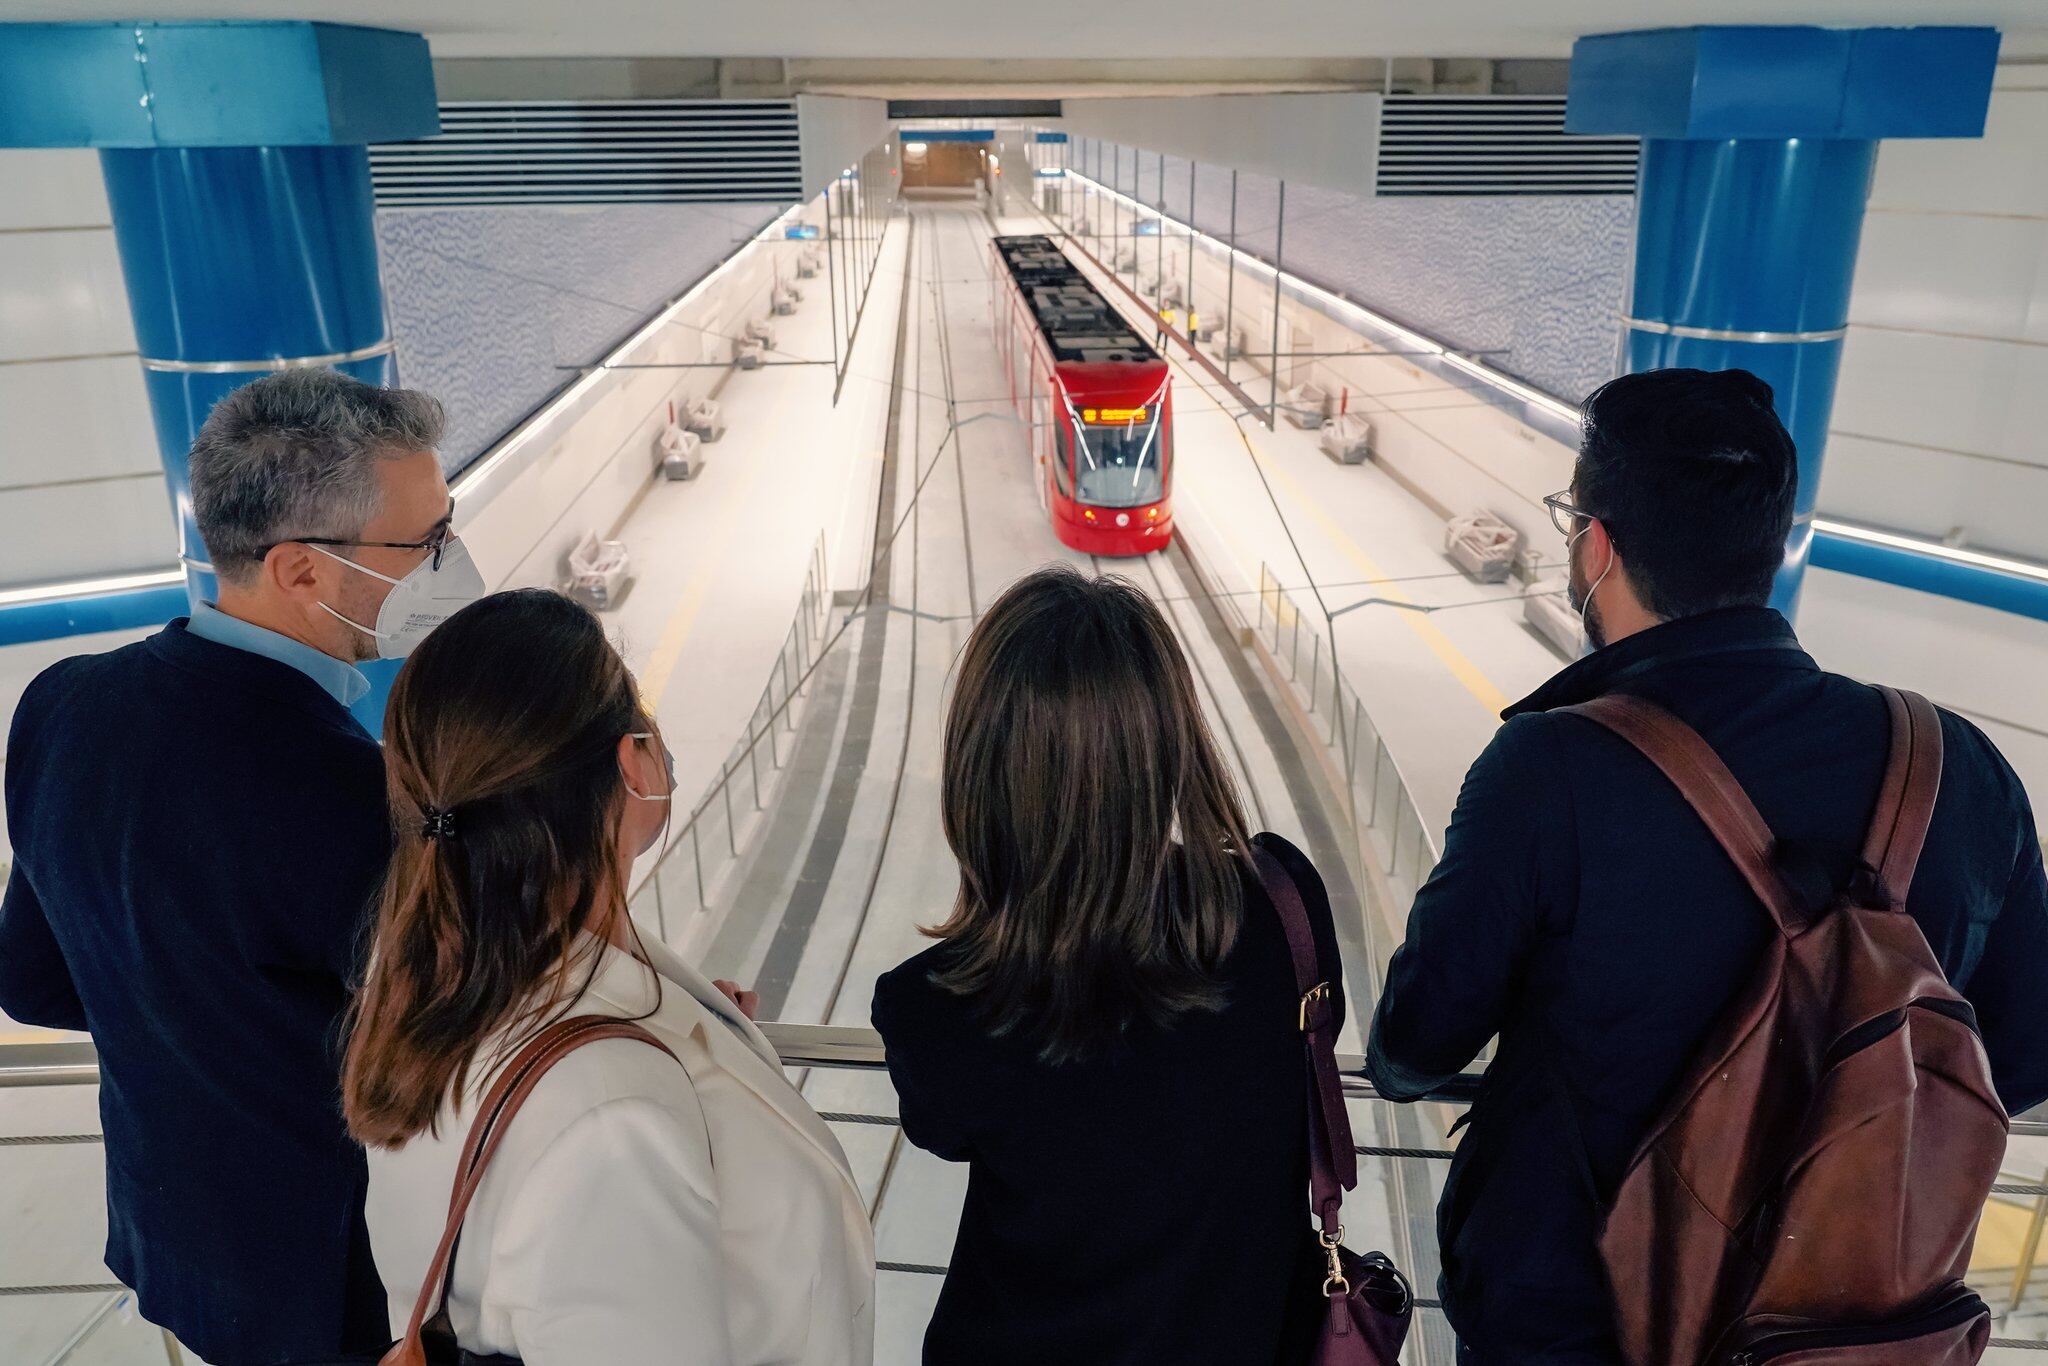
(0, 369), (483, 1364)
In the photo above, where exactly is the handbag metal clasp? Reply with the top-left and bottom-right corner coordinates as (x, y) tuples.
(1320, 1224), (1348, 1295)
(1299, 981), (1330, 1031)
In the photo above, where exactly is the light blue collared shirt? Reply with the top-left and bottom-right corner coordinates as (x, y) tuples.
(186, 601), (370, 709)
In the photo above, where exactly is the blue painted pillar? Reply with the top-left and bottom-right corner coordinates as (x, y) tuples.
(101, 145), (397, 604)
(0, 21), (437, 731)
(1568, 25), (2000, 615)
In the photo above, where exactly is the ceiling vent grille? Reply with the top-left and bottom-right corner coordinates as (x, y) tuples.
(1375, 95), (1638, 197)
(370, 100), (804, 207)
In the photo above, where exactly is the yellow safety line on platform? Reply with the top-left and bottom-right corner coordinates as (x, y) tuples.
(1154, 331), (1513, 719)
(639, 447), (778, 710)
(1241, 427), (1512, 717)
(0, 1028), (73, 1045)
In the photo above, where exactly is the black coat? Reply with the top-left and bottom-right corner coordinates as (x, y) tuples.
(872, 834), (1342, 1366)
(1365, 606), (2048, 1365)
(0, 620), (391, 1365)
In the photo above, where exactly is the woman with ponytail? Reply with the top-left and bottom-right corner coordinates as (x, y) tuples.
(344, 589), (873, 1365)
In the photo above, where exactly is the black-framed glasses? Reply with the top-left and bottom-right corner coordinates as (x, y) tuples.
(1543, 490), (1594, 538)
(266, 505), (454, 570)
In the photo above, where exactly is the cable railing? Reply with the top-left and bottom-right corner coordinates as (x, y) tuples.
(1, 1029), (2043, 1351)
(625, 532), (832, 943)
(1255, 562), (1443, 935)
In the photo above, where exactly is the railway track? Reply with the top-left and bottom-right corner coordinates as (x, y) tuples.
(685, 200), (1451, 1357)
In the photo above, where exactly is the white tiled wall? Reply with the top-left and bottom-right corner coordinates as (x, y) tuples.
(0, 150), (172, 588)
(1823, 70), (2048, 562)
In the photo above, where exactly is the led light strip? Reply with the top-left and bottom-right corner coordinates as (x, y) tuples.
(141, 339), (397, 374)
(1811, 517), (2048, 585)
(1621, 316), (1847, 345)
(0, 568), (184, 609)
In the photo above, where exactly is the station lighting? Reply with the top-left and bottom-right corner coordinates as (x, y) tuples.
(1812, 518), (2048, 585)
(0, 568), (183, 608)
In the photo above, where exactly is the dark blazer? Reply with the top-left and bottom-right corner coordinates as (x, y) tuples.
(0, 620), (391, 1365)
(1366, 606), (2048, 1366)
(872, 833), (1342, 1366)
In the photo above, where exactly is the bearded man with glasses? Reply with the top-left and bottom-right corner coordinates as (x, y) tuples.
(1365, 367), (2048, 1364)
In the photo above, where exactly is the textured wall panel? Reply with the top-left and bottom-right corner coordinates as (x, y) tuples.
(1076, 136), (1630, 401)
(376, 201), (780, 475)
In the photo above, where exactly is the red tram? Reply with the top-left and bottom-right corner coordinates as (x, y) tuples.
(990, 235), (1173, 556)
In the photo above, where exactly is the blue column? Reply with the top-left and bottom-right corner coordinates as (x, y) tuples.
(100, 145), (396, 605)
(1568, 25), (1999, 615)
(0, 21), (436, 730)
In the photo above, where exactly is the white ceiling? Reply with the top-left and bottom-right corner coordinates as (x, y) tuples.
(9, 0), (2048, 61)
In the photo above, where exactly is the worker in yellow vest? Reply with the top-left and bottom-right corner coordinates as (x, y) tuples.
(1156, 305), (1179, 347)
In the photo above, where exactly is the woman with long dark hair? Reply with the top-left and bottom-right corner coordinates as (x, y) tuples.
(345, 589), (872, 1365)
(872, 564), (1346, 1365)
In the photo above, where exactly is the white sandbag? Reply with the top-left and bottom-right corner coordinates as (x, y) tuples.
(1282, 382), (1330, 430)
(657, 425), (704, 481)
(567, 533), (632, 610)
(684, 396), (725, 442)
(1445, 510), (1521, 583)
(1319, 413), (1372, 465)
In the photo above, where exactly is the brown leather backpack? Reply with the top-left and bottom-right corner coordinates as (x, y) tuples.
(1566, 687), (2008, 1365)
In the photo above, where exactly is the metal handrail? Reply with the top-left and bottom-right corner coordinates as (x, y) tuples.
(626, 532), (833, 939)
(0, 1025), (1483, 1107)
(3, 1024), (2042, 1338)
(4, 1026), (2042, 1135)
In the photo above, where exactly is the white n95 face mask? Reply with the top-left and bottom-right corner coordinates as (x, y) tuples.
(626, 732), (676, 802)
(312, 538), (487, 659)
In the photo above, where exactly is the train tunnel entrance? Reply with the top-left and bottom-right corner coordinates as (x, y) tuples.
(901, 138), (987, 195)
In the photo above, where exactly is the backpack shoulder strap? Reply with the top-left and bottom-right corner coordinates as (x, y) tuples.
(1250, 840), (1355, 1236)
(1563, 695), (1806, 936)
(1862, 687), (1944, 911)
(384, 1014), (679, 1366)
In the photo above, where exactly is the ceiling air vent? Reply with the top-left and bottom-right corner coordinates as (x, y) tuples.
(370, 100), (804, 207)
(1374, 95), (1638, 197)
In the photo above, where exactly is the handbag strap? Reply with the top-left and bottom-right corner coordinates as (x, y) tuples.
(383, 1014), (679, 1366)
(1251, 842), (1356, 1236)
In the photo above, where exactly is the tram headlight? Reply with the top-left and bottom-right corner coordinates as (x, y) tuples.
(1082, 508), (1098, 523)
(1144, 506), (1160, 522)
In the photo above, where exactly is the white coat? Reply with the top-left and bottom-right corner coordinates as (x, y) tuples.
(365, 934), (875, 1365)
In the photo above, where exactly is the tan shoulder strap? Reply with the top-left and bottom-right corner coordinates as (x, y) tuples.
(1861, 687), (1944, 911)
(381, 1015), (679, 1366)
(1563, 695), (1805, 936)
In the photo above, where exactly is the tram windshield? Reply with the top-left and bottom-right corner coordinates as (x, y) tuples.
(1071, 412), (1165, 508)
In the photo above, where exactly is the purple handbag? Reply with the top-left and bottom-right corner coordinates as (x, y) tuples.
(1252, 842), (1414, 1366)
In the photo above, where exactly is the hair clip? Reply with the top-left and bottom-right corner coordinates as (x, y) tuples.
(421, 806), (458, 841)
